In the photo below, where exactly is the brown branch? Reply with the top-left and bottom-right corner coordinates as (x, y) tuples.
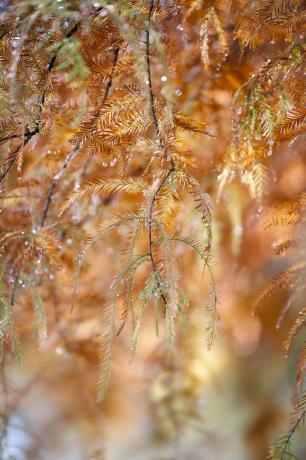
(80, 47), (120, 179)
(40, 46), (120, 227)
(0, 12), (95, 186)
(39, 22), (80, 107)
(9, 264), (21, 307)
(0, 134), (19, 144)
(145, 0), (160, 139)
(5, 16), (116, 309)
(147, 168), (174, 305)
(102, 47), (120, 105)
(0, 143), (22, 186)
(280, 409), (305, 460)
(145, 0), (175, 306)
(39, 143), (80, 228)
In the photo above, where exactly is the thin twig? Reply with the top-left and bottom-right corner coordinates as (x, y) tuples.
(40, 45), (120, 226)
(39, 143), (80, 228)
(80, 47), (120, 179)
(0, 357), (9, 457)
(147, 169), (174, 305)
(145, 0), (160, 138)
(0, 18), (83, 186)
(280, 409), (305, 460)
(39, 21), (80, 106)
(0, 134), (19, 144)
(10, 264), (21, 307)
(145, 0), (175, 305)
(102, 47), (120, 105)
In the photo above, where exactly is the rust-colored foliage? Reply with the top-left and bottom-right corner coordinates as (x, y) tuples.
(0, 1), (305, 458)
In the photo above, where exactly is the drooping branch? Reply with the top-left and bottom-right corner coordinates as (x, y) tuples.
(280, 409), (305, 460)
(39, 21), (80, 107)
(40, 47), (120, 228)
(80, 46), (120, 179)
(147, 169), (174, 306)
(0, 10), (100, 186)
(39, 143), (81, 228)
(102, 47), (120, 105)
(145, 0), (160, 139)
(145, 0), (175, 306)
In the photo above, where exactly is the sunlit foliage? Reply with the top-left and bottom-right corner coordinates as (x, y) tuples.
(0, 1), (305, 458)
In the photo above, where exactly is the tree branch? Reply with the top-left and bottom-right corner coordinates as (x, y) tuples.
(80, 47), (120, 179)
(145, 0), (175, 306)
(39, 143), (80, 228)
(40, 46), (120, 227)
(280, 409), (305, 460)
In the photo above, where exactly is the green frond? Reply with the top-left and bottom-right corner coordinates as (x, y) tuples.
(130, 275), (155, 354)
(294, 344), (306, 397)
(170, 234), (208, 260)
(116, 251), (149, 338)
(72, 213), (143, 306)
(205, 266), (219, 350)
(0, 277), (21, 363)
(55, 37), (89, 83)
(267, 404), (305, 460)
(165, 305), (175, 347)
(118, 220), (141, 335)
(177, 292), (190, 332)
(169, 232), (217, 348)
(261, 104), (275, 141)
(97, 294), (116, 402)
(85, 212), (142, 247)
(97, 253), (151, 400)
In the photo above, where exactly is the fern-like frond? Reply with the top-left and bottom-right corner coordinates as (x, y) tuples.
(251, 162), (270, 202)
(278, 106), (306, 139)
(97, 253), (151, 400)
(34, 230), (61, 266)
(130, 275), (155, 354)
(174, 113), (212, 136)
(61, 177), (147, 214)
(117, 220), (141, 335)
(253, 265), (306, 315)
(186, 175), (213, 252)
(71, 213), (143, 306)
(200, 7), (228, 69)
(205, 264), (219, 350)
(263, 196), (306, 228)
(274, 239), (296, 256)
(268, 394), (306, 460)
(295, 343), (306, 397)
(283, 307), (306, 357)
(32, 289), (47, 348)
(96, 294), (116, 402)
(170, 234), (207, 260)
(0, 274), (21, 362)
(85, 212), (142, 248)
